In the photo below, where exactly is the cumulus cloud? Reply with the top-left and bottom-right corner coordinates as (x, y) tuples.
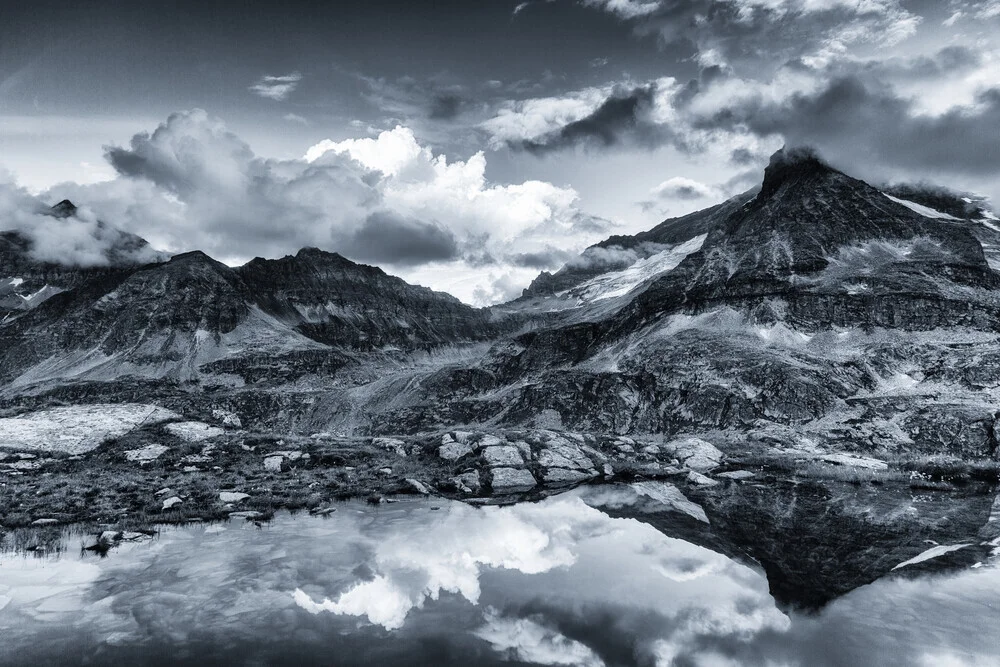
(293, 496), (613, 630)
(49, 110), (608, 305)
(0, 174), (163, 268)
(474, 609), (606, 667)
(249, 72), (302, 101)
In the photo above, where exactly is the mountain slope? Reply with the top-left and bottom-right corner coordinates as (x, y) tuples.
(239, 248), (497, 349)
(0, 246), (498, 391)
(368, 149), (1000, 460)
(0, 200), (165, 320)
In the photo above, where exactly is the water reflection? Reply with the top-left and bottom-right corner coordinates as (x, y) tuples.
(0, 487), (997, 666)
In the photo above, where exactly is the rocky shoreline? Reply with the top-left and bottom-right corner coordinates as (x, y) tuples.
(1, 403), (996, 535)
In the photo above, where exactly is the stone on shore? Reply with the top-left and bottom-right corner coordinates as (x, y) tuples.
(439, 441), (474, 461)
(165, 421), (224, 443)
(482, 445), (524, 467)
(490, 467), (536, 493)
(668, 437), (723, 472)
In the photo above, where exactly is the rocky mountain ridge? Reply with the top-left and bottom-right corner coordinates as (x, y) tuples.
(3, 149), (1000, 458)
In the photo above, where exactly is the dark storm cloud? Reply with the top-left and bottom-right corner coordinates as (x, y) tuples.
(342, 211), (460, 266)
(515, 83), (668, 154)
(878, 45), (982, 79)
(696, 76), (1000, 177)
(607, 0), (921, 75)
(428, 94), (464, 120)
(510, 247), (579, 269)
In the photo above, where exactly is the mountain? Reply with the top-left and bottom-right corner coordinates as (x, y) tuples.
(4, 151), (1000, 459)
(0, 246), (496, 391)
(366, 148), (1000, 458)
(238, 247), (496, 349)
(0, 200), (166, 321)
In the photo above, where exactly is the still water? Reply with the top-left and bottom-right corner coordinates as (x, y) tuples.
(1, 485), (998, 666)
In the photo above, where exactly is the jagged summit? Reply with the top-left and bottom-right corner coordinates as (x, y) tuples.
(758, 146), (837, 199)
(48, 199), (78, 219)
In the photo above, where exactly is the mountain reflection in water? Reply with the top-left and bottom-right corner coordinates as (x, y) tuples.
(0, 486), (997, 667)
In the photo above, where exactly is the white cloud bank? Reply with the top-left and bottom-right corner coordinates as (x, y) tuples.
(40, 110), (611, 305)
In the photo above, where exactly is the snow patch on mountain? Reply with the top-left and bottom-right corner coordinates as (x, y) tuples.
(883, 194), (961, 220)
(0, 404), (180, 454)
(564, 234), (707, 303)
(891, 543), (971, 570)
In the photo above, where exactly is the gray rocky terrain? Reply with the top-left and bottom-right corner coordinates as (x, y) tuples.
(2, 148), (999, 609)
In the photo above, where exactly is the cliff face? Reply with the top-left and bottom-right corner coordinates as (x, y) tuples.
(238, 248), (497, 349)
(0, 246), (497, 388)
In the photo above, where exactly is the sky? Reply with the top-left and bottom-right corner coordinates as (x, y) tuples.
(1, 0), (999, 304)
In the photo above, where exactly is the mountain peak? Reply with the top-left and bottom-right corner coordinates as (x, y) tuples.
(49, 199), (78, 219)
(759, 146), (836, 198)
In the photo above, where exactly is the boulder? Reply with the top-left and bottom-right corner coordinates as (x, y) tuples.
(478, 434), (505, 448)
(162, 496), (183, 510)
(453, 471), (481, 494)
(537, 439), (596, 471)
(482, 445), (524, 467)
(631, 481), (709, 523)
(821, 453), (888, 470)
(668, 437), (723, 472)
(490, 467), (537, 493)
(165, 421), (224, 443)
(717, 470), (755, 480)
(439, 441), (474, 461)
(219, 491), (250, 503)
(373, 437), (407, 457)
(686, 471), (719, 487)
(124, 444), (169, 463)
(543, 467), (597, 485)
(405, 478), (431, 495)
(511, 440), (533, 460)
(263, 456), (284, 472)
(211, 409), (242, 429)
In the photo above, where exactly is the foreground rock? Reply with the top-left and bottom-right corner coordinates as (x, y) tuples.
(667, 437), (723, 473)
(490, 467), (537, 493)
(165, 421), (224, 443)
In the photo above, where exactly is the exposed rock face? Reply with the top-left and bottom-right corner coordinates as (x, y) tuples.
(0, 404), (179, 454)
(237, 248), (498, 350)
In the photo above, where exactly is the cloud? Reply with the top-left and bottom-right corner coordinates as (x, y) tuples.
(294, 495), (612, 630)
(517, 84), (663, 154)
(582, 0), (662, 19)
(342, 211), (459, 266)
(474, 609), (606, 667)
(0, 174), (163, 268)
(650, 176), (719, 201)
(47, 110), (609, 305)
(698, 76), (1000, 180)
(249, 72), (302, 101)
(428, 94), (463, 120)
(484, 77), (680, 153)
(283, 113), (309, 125)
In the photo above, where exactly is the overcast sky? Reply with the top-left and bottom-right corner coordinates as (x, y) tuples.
(2, 0), (999, 304)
